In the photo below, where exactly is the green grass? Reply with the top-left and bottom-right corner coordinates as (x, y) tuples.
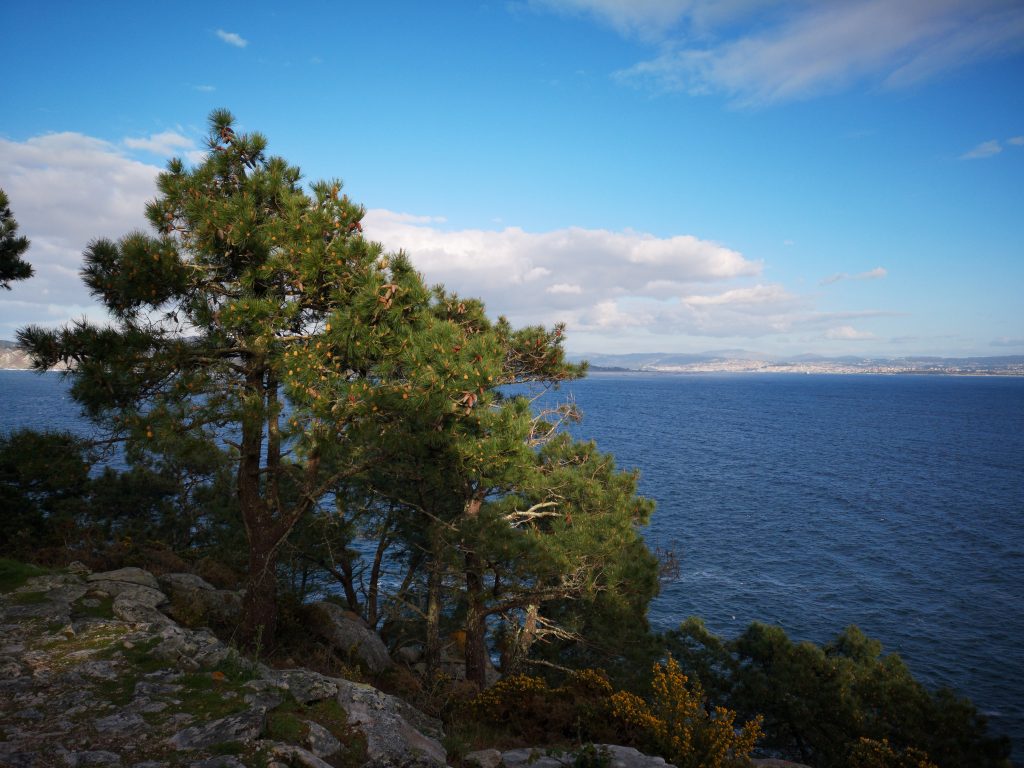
(265, 696), (367, 768)
(10, 590), (48, 605)
(71, 594), (115, 620)
(0, 557), (49, 593)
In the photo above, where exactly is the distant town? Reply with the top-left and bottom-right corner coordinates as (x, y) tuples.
(3, 339), (1022, 376)
(577, 351), (1024, 376)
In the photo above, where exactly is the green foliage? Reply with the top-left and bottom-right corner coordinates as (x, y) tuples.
(666, 620), (1011, 768)
(0, 188), (32, 289)
(0, 429), (92, 556)
(0, 557), (48, 592)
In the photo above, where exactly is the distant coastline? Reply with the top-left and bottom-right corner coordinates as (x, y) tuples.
(4, 340), (1022, 376)
(583, 353), (1024, 376)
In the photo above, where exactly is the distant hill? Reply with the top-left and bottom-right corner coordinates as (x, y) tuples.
(0, 340), (32, 370)
(572, 351), (1024, 375)
(3, 340), (1022, 375)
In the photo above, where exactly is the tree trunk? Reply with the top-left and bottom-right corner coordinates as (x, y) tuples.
(464, 569), (488, 688)
(463, 496), (488, 688)
(238, 365), (277, 648)
(240, 531), (279, 647)
(424, 555), (443, 672)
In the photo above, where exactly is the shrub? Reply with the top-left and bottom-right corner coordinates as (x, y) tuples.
(609, 658), (762, 768)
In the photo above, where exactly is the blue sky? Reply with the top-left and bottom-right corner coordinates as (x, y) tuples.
(2, 1), (1022, 357)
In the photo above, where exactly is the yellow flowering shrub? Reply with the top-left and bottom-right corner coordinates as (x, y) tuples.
(847, 737), (938, 768)
(464, 661), (760, 767)
(610, 657), (762, 768)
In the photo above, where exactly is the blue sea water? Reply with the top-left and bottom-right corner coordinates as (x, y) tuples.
(2, 369), (1023, 756)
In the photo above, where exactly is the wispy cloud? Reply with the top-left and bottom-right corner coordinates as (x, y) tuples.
(961, 139), (1003, 159)
(825, 325), (876, 340)
(123, 130), (194, 155)
(216, 29), (248, 48)
(991, 336), (1024, 347)
(193, 84), (216, 92)
(820, 266), (887, 285)
(961, 135), (1024, 159)
(542, 0), (1024, 105)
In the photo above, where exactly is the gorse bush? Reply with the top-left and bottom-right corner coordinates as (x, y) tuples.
(609, 658), (762, 768)
(465, 663), (761, 767)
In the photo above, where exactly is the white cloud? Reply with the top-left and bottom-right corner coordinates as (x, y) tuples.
(216, 29), (248, 48)
(961, 139), (1003, 159)
(547, 283), (583, 294)
(1009, 136), (1024, 146)
(681, 283), (794, 306)
(821, 266), (888, 285)
(362, 209), (761, 328)
(551, 0), (1024, 104)
(826, 325), (876, 340)
(123, 130), (195, 156)
(364, 207), (898, 343)
(530, 0), (693, 40)
(0, 128), (895, 353)
(0, 133), (161, 338)
(194, 84), (216, 92)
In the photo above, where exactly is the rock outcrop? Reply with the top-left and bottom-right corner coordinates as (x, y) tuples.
(1, 564), (699, 768)
(305, 601), (393, 675)
(0, 566), (443, 768)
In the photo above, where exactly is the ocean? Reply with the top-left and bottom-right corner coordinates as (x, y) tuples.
(2, 369), (1023, 756)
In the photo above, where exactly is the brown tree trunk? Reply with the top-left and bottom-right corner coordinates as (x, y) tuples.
(464, 569), (488, 689)
(424, 555), (443, 672)
(240, 528), (279, 646)
(463, 496), (489, 689)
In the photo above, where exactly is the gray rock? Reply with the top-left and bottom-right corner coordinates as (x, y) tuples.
(67, 561), (92, 576)
(307, 601), (392, 674)
(188, 758), (246, 768)
(465, 748), (503, 768)
(305, 719), (342, 757)
(76, 751), (123, 766)
(154, 625), (231, 669)
(95, 711), (146, 734)
(88, 568), (161, 590)
(500, 747), (675, 768)
(274, 669), (339, 705)
(168, 709), (265, 749)
(158, 573), (242, 627)
(335, 678), (446, 767)
(158, 573), (215, 592)
(268, 745), (335, 768)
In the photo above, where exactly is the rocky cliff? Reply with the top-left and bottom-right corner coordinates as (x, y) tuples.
(0, 565), (715, 768)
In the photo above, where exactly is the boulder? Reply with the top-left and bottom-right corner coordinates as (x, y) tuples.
(157, 572), (242, 627)
(168, 709), (265, 750)
(88, 568), (161, 590)
(306, 601), (392, 674)
(335, 678), (446, 767)
(465, 749), (503, 768)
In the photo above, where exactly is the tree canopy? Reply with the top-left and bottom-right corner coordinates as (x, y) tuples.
(17, 111), (656, 668)
(0, 189), (33, 289)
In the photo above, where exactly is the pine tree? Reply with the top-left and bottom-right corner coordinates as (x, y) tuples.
(0, 189), (33, 289)
(19, 110), (445, 642)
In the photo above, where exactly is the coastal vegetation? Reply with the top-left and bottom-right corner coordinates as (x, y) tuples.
(0, 111), (1012, 768)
